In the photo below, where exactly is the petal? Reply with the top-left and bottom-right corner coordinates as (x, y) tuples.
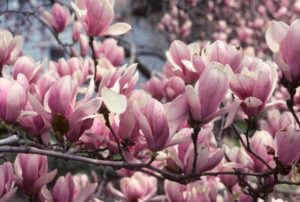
(198, 62), (229, 119)
(102, 87), (127, 114)
(102, 23), (132, 36)
(185, 85), (201, 121)
(74, 183), (97, 202)
(68, 98), (102, 123)
(5, 82), (26, 123)
(28, 94), (51, 123)
(138, 113), (155, 150)
(265, 21), (288, 52)
(32, 169), (57, 192)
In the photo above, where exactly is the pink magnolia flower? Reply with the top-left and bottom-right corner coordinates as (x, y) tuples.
(185, 62), (240, 127)
(230, 56), (277, 117)
(226, 146), (254, 172)
(0, 162), (17, 202)
(204, 40), (243, 73)
(14, 154), (57, 195)
(118, 101), (140, 147)
(248, 131), (274, 172)
(41, 3), (71, 33)
(49, 57), (89, 85)
(138, 98), (170, 151)
(165, 40), (206, 84)
(167, 140), (224, 175)
(266, 19), (300, 85)
(141, 75), (166, 101)
(164, 76), (185, 101)
(165, 178), (224, 202)
(274, 124), (300, 166)
(259, 109), (294, 137)
(98, 64), (138, 114)
(18, 102), (47, 137)
(164, 180), (185, 202)
(93, 38), (125, 66)
(71, 0), (131, 37)
(34, 71), (60, 102)
(79, 115), (110, 150)
(0, 29), (23, 68)
(12, 56), (43, 84)
(218, 147), (253, 187)
(43, 173), (97, 202)
(108, 172), (157, 202)
(79, 34), (89, 57)
(72, 21), (82, 42)
(0, 77), (27, 123)
(29, 76), (102, 142)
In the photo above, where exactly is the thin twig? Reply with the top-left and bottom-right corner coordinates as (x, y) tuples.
(89, 36), (98, 82)
(231, 124), (273, 171)
(287, 88), (300, 128)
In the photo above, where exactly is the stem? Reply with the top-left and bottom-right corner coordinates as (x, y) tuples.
(191, 126), (200, 173)
(103, 112), (125, 161)
(89, 36), (98, 82)
(244, 118), (255, 148)
(231, 124), (273, 171)
(287, 87), (300, 127)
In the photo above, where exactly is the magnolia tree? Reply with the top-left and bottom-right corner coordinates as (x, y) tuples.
(0, 0), (300, 202)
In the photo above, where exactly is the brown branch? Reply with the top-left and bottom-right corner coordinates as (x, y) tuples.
(89, 36), (98, 82)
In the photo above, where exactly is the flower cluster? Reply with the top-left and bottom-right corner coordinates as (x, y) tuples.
(0, 0), (300, 201)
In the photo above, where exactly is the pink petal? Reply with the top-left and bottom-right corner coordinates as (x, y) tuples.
(68, 98), (102, 123)
(32, 169), (57, 192)
(265, 21), (288, 52)
(74, 183), (97, 202)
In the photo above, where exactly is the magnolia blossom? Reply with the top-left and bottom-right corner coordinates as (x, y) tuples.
(98, 64), (138, 114)
(157, 4), (192, 39)
(0, 29), (23, 68)
(204, 40), (243, 73)
(167, 137), (224, 175)
(0, 76), (27, 123)
(42, 173), (97, 202)
(165, 40), (205, 84)
(138, 98), (170, 151)
(218, 146), (253, 187)
(185, 62), (240, 127)
(230, 56), (277, 117)
(164, 76), (185, 101)
(72, 21), (82, 42)
(12, 56), (43, 84)
(266, 19), (300, 85)
(93, 38), (125, 66)
(71, 0), (131, 37)
(141, 75), (166, 101)
(79, 115), (110, 150)
(14, 154), (57, 195)
(41, 3), (71, 33)
(18, 102), (47, 137)
(29, 76), (102, 142)
(259, 110), (294, 137)
(79, 34), (89, 57)
(274, 124), (300, 166)
(108, 172), (157, 202)
(248, 131), (274, 172)
(0, 162), (17, 202)
(49, 57), (89, 85)
(165, 178), (224, 202)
